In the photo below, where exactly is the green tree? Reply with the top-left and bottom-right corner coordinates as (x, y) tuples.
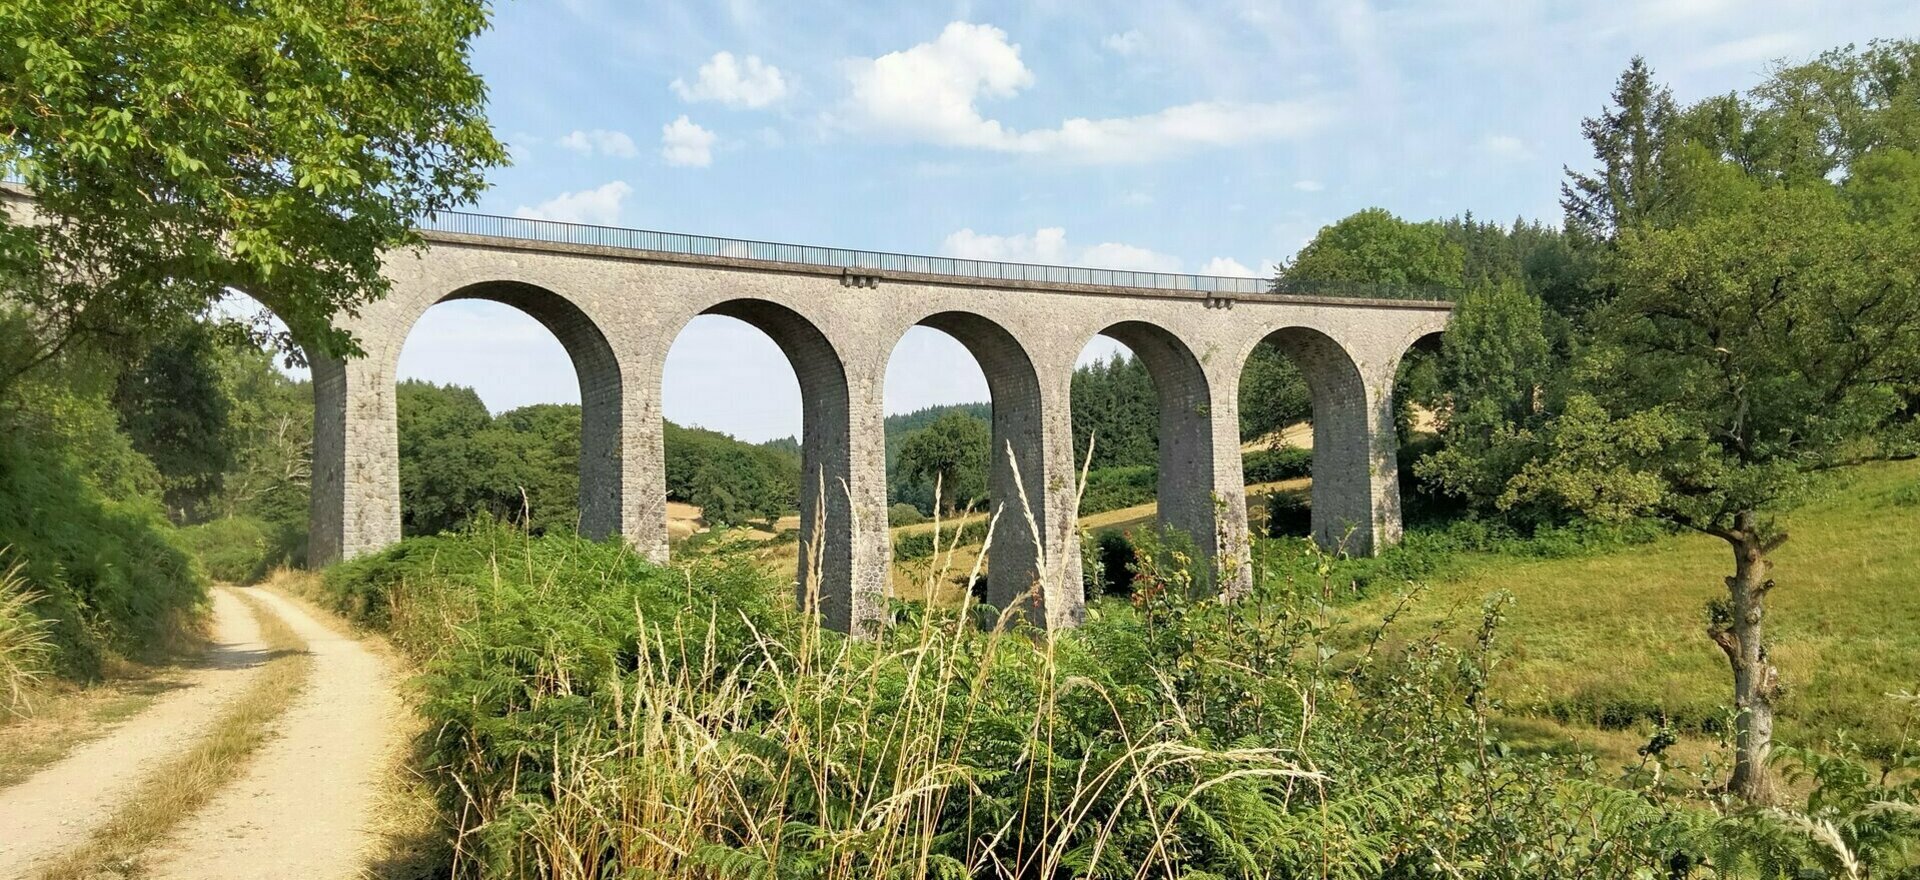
(663, 422), (798, 526)
(396, 381), (496, 536)
(1237, 350), (1311, 443)
(895, 412), (990, 515)
(1070, 353), (1157, 469)
(493, 404), (582, 536)
(1562, 56), (1685, 240)
(111, 324), (233, 521)
(208, 342), (312, 531)
(0, 0), (506, 394)
(1277, 207), (1466, 288)
(1514, 155), (1920, 804)
(1415, 279), (1555, 515)
(1249, 208), (1468, 444)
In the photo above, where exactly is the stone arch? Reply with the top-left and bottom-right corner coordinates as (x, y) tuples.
(1080, 321), (1223, 573)
(309, 277), (625, 564)
(1245, 326), (1376, 552)
(439, 281), (626, 539)
(911, 311), (1075, 623)
(665, 298), (869, 629)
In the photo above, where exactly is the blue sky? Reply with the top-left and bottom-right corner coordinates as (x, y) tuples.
(390, 0), (1920, 442)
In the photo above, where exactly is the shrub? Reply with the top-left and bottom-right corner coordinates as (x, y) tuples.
(886, 502), (925, 527)
(1243, 446), (1312, 483)
(176, 515), (302, 584)
(1078, 465), (1156, 513)
(1264, 491), (1311, 538)
(322, 525), (1920, 878)
(1251, 514), (1671, 604)
(1083, 528), (1136, 597)
(891, 520), (990, 561)
(0, 430), (204, 678)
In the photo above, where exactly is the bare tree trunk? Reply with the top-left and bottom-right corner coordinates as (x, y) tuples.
(1708, 510), (1782, 804)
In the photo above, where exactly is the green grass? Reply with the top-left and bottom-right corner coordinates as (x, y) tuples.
(1339, 458), (1920, 754)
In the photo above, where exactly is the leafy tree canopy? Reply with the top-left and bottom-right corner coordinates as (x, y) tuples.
(1070, 353), (1157, 470)
(895, 412), (991, 515)
(0, 0), (507, 392)
(1279, 207), (1466, 288)
(1513, 46), (1920, 802)
(112, 324), (233, 519)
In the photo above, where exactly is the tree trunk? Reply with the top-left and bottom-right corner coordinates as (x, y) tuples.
(1709, 512), (1782, 804)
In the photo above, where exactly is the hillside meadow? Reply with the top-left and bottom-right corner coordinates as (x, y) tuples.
(1335, 458), (1920, 759)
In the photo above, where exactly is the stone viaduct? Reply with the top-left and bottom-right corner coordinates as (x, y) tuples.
(297, 211), (1451, 634)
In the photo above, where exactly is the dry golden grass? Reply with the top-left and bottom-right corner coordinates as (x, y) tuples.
(0, 664), (190, 790)
(750, 477), (1314, 605)
(30, 588), (312, 880)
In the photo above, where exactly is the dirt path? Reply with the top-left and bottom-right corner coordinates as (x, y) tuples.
(141, 587), (401, 880)
(0, 589), (271, 878)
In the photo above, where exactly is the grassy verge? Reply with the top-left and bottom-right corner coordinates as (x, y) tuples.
(0, 664), (192, 789)
(1337, 458), (1920, 755)
(30, 588), (312, 880)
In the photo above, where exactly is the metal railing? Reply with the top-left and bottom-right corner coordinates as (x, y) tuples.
(418, 211), (1457, 303)
(0, 174), (1455, 302)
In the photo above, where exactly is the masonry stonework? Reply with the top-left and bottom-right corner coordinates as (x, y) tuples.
(308, 232), (1451, 634)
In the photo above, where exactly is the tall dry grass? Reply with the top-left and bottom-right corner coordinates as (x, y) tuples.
(0, 555), (55, 718)
(439, 446), (1317, 879)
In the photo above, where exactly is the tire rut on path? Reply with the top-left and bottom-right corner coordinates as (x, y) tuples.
(141, 587), (400, 880)
(0, 588), (271, 879)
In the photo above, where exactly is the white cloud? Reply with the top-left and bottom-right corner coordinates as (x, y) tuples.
(1680, 33), (1801, 71)
(671, 51), (789, 108)
(1293, 179), (1325, 192)
(1117, 190), (1154, 207)
(504, 131), (540, 163)
(1104, 30), (1144, 55)
(842, 22), (1329, 164)
(1083, 242), (1182, 272)
(556, 128), (638, 158)
(844, 22), (1032, 150)
(942, 227), (1180, 272)
(514, 181), (632, 225)
(661, 116), (716, 167)
(1481, 133), (1532, 159)
(943, 227), (1069, 263)
(1198, 257), (1257, 277)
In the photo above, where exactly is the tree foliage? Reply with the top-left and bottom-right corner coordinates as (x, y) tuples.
(111, 324), (235, 520)
(1279, 208), (1466, 286)
(1501, 47), (1920, 801)
(1416, 279), (1555, 514)
(894, 412), (990, 515)
(1562, 57), (1686, 240)
(1070, 352), (1158, 470)
(392, 383), (801, 535)
(663, 422), (797, 527)
(0, 0), (506, 390)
